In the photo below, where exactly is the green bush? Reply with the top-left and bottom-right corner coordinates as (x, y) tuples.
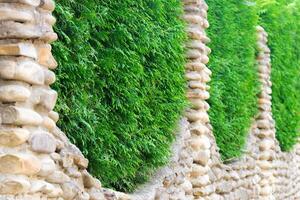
(206, 0), (260, 160)
(259, 0), (300, 151)
(53, 0), (186, 192)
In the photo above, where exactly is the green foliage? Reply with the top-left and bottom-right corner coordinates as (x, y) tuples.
(206, 0), (260, 160)
(53, 0), (186, 192)
(255, 0), (277, 9)
(255, 0), (277, 14)
(259, 0), (300, 151)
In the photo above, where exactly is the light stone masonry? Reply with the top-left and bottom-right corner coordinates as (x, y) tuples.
(1, 0), (300, 200)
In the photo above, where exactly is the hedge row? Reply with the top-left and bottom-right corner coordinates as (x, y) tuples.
(259, 0), (300, 151)
(53, 0), (186, 192)
(206, 0), (260, 160)
(52, 0), (300, 192)
(207, 0), (300, 159)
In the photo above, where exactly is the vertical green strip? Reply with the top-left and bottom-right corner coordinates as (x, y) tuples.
(207, 0), (259, 160)
(259, 0), (300, 151)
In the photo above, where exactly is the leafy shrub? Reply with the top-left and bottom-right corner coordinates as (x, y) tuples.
(53, 0), (186, 192)
(206, 0), (260, 160)
(259, 0), (300, 151)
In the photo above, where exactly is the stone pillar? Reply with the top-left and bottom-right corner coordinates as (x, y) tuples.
(3, 1), (299, 199)
(183, 0), (213, 199)
(182, 3), (278, 197)
(0, 1), (130, 200)
(0, 0), (61, 199)
(254, 25), (276, 200)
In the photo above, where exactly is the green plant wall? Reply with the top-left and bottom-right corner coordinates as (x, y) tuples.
(51, 0), (300, 193)
(207, 0), (300, 159)
(53, 0), (186, 192)
(206, 0), (260, 161)
(259, 0), (300, 151)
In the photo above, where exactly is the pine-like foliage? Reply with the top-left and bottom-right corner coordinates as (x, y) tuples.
(52, 0), (186, 192)
(259, 0), (300, 151)
(206, 0), (260, 160)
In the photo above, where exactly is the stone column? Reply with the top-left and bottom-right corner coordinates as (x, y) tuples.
(183, 0), (213, 199)
(182, 2), (278, 197)
(254, 25), (276, 200)
(0, 1), (132, 200)
(0, 0), (61, 199)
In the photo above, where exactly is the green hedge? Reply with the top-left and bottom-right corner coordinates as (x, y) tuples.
(53, 0), (186, 192)
(206, 0), (260, 160)
(207, 0), (300, 158)
(259, 0), (300, 151)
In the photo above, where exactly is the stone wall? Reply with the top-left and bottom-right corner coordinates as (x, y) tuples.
(1, 0), (300, 200)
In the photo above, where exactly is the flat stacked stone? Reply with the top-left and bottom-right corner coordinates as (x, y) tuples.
(177, 21), (282, 200)
(253, 26), (276, 200)
(2, 1), (300, 200)
(191, 26), (277, 200)
(182, 0), (213, 199)
(131, 119), (194, 200)
(152, 119), (194, 200)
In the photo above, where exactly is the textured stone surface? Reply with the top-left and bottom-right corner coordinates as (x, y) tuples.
(0, 154), (41, 175)
(30, 132), (57, 153)
(1, 1), (300, 200)
(0, 176), (31, 195)
(0, 127), (30, 146)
